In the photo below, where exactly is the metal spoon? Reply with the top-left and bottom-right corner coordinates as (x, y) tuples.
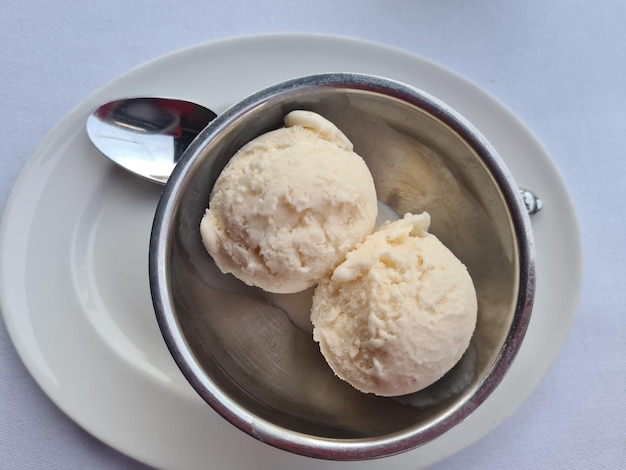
(86, 97), (217, 184)
(86, 97), (542, 214)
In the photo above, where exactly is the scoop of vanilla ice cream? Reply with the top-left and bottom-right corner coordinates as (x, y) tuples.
(311, 212), (477, 396)
(200, 110), (378, 294)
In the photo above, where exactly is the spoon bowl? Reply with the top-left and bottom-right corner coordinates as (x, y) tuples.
(86, 98), (217, 184)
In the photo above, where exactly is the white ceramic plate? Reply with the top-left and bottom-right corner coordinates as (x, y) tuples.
(0, 34), (582, 470)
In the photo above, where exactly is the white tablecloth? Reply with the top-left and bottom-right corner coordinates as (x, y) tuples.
(1, 1), (624, 469)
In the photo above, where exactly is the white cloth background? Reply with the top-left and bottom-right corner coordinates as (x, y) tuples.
(1, 1), (624, 469)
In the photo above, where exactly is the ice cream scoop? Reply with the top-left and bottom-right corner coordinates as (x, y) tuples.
(311, 212), (478, 397)
(200, 110), (379, 294)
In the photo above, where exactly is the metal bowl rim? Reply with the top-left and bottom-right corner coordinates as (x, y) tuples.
(148, 72), (536, 460)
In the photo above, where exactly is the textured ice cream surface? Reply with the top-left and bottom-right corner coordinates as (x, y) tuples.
(311, 212), (477, 396)
(200, 110), (378, 294)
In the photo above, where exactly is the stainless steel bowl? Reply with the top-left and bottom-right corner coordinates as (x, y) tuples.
(149, 73), (535, 460)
